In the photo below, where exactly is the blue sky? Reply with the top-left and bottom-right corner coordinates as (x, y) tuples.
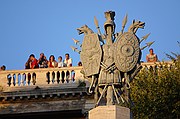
(0, 0), (180, 70)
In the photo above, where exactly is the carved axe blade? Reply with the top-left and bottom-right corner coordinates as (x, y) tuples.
(70, 46), (77, 51)
(140, 33), (151, 43)
(72, 38), (80, 45)
(146, 41), (155, 47)
(140, 41), (155, 50)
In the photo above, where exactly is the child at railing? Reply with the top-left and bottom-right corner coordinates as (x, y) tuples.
(58, 56), (65, 68)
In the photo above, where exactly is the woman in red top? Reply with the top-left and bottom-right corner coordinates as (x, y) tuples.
(48, 55), (57, 68)
(47, 55), (57, 83)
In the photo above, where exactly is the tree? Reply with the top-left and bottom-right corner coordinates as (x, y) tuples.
(130, 57), (180, 119)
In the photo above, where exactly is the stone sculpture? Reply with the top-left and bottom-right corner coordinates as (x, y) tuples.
(72, 11), (154, 106)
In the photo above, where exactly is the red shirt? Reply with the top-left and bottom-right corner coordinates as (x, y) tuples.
(31, 59), (39, 69)
(49, 61), (54, 68)
(48, 61), (57, 68)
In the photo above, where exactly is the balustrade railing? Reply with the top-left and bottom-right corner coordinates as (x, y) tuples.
(141, 61), (174, 70)
(0, 66), (83, 90)
(0, 61), (173, 91)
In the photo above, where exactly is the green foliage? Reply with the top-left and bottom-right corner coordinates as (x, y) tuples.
(130, 58), (180, 119)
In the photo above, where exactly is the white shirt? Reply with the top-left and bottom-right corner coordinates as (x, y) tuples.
(64, 58), (72, 67)
(58, 61), (64, 68)
(147, 54), (157, 62)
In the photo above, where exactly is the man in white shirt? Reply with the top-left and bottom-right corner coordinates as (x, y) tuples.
(63, 53), (73, 82)
(146, 48), (158, 62)
(64, 53), (72, 67)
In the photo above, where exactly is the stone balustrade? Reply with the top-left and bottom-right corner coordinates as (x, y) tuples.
(0, 61), (174, 115)
(0, 66), (83, 91)
(0, 61), (173, 91)
(141, 61), (174, 69)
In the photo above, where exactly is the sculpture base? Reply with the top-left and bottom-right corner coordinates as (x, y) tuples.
(89, 105), (130, 119)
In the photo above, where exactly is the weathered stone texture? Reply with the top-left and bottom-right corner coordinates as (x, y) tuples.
(89, 105), (130, 119)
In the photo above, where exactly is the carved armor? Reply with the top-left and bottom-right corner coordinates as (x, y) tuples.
(99, 44), (120, 84)
(114, 32), (140, 72)
(74, 11), (152, 107)
(80, 33), (102, 77)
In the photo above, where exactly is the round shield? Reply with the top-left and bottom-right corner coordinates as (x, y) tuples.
(114, 32), (140, 72)
(80, 33), (102, 77)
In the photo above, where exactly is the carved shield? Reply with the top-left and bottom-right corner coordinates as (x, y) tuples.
(114, 32), (140, 72)
(80, 33), (102, 77)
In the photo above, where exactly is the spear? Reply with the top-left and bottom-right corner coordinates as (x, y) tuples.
(72, 38), (82, 47)
(70, 46), (81, 54)
(140, 41), (155, 50)
(94, 16), (104, 44)
(177, 41), (180, 47)
(165, 53), (176, 61)
(140, 33), (151, 43)
(121, 14), (128, 34)
(171, 52), (179, 58)
(94, 16), (101, 35)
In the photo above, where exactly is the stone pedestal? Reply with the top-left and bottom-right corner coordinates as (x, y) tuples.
(89, 105), (130, 119)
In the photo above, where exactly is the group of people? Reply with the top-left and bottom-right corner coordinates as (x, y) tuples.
(25, 53), (73, 69)
(1, 48), (157, 72)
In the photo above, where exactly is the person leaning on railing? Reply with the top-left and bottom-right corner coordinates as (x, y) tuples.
(48, 55), (58, 68)
(62, 53), (73, 82)
(0, 65), (6, 71)
(25, 57), (31, 69)
(64, 53), (72, 67)
(46, 55), (57, 83)
(29, 54), (39, 85)
(29, 54), (39, 69)
(38, 53), (48, 68)
(146, 48), (158, 62)
(78, 61), (82, 66)
(58, 56), (65, 68)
